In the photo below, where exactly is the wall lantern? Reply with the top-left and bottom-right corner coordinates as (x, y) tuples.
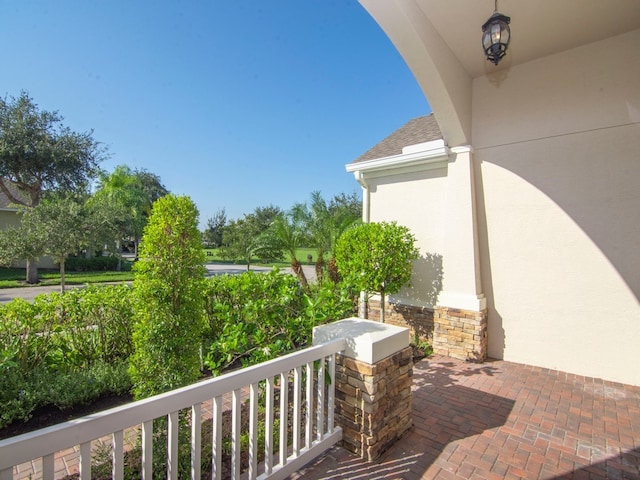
(481, 1), (511, 65)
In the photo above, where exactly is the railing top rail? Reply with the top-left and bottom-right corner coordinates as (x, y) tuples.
(0, 338), (345, 469)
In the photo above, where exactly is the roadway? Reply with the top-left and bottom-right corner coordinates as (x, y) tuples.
(0, 263), (316, 303)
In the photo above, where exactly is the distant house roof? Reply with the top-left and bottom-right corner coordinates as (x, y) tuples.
(352, 114), (443, 164)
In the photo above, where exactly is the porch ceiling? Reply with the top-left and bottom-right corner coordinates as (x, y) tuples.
(373, 0), (640, 79)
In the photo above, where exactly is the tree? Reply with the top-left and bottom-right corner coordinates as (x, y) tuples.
(83, 191), (131, 259)
(128, 195), (206, 399)
(0, 210), (47, 272)
(334, 221), (419, 322)
(252, 204), (282, 232)
(0, 91), (106, 283)
(203, 208), (227, 248)
(293, 191), (361, 283)
(135, 168), (169, 210)
(94, 165), (168, 261)
(0, 194), (124, 292)
(266, 212), (309, 288)
(220, 217), (259, 269)
(329, 191), (362, 221)
(220, 205), (284, 268)
(21, 197), (86, 292)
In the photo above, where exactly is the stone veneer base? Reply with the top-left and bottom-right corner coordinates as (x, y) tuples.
(334, 346), (413, 461)
(433, 306), (488, 362)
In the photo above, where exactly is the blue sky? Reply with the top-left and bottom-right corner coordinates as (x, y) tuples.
(1, 1), (431, 227)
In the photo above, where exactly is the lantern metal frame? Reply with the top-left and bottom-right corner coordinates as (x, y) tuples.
(481, 3), (511, 66)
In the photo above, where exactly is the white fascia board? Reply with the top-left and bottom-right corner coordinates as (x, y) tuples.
(346, 139), (449, 175)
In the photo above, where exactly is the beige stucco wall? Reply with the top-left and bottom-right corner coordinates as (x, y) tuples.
(366, 166), (448, 308)
(358, 29), (639, 385)
(0, 209), (21, 229)
(472, 29), (640, 384)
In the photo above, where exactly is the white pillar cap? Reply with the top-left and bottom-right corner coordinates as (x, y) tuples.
(313, 317), (410, 364)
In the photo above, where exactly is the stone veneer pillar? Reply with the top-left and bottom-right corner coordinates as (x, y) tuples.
(433, 306), (487, 362)
(313, 318), (413, 461)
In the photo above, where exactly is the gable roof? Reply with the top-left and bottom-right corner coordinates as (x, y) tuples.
(352, 114), (442, 164)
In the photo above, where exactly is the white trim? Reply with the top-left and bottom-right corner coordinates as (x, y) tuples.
(450, 145), (473, 155)
(346, 139), (449, 174)
(313, 317), (410, 365)
(0, 340), (346, 472)
(437, 292), (487, 312)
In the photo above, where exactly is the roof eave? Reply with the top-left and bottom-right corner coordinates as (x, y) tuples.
(346, 138), (449, 174)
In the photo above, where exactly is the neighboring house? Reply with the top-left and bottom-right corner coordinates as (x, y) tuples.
(349, 1), (640, 386)
(0, 185), (55, 269)
(0, 185), (23, 230)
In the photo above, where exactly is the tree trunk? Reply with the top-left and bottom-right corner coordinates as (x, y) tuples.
(134, 237), (140, 261)
(291, 259), (308, 288)
(314, 255), (324, 284)
(380, 287), (386, 323)
(327, 257), (340, 283)
(26, 258), (39, 284)
(116, 240), (122, 271)
(60, 259), (66, 293)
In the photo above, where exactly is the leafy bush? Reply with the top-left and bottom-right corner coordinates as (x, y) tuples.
(65, 255), (132, 272)
(129, 195), (206, 399)
(335, 221), (419, 322)
(203, 269), (353, 374)
(303, 279), (357, 326)
(0, 285), (134, 428)
(0, 360), (132, 429)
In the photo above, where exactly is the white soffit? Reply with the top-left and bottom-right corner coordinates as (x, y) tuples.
(346, 139), (449, 178)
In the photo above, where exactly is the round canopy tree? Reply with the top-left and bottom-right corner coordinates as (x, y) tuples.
(334, 221), (419, 322)
(0, 91), (106, 283)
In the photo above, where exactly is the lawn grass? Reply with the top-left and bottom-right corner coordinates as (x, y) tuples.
(204, 247), (318, 267)
(0, 268), (135, 289)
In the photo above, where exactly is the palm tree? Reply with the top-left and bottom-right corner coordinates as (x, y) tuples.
(294, 191), (361, 283)
(94, 165), (168, 261)
(268, 213), (308, 288)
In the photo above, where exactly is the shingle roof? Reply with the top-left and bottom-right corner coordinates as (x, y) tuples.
(352, 114), (443, 164)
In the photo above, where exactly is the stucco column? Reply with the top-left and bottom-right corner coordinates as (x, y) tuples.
(313, 318), (413, 461)
(438, 146), (484, 310)
(435, 147), (488, 361)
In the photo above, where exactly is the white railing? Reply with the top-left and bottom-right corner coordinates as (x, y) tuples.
(0, 339), (345, 480)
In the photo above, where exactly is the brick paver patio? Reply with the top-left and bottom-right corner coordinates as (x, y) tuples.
(289, 355), (640, 479)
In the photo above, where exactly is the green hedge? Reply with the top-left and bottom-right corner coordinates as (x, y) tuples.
(0, 285), (134, 428)
(202, 269), (355, 374)
(0, 269), (357, 430)
(65, 255), (132, 272)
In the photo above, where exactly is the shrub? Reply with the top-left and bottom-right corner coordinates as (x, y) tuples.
(335, 221), (419, 322)
(65, 255), (132, 272)
(0, 360), (132, 429)
(129, 195), (206, 399)
(0, 286), (135, 429)
(303, 279), (358, 326)
(203, 269), (344, 374)
(45, 285), (135, 366)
